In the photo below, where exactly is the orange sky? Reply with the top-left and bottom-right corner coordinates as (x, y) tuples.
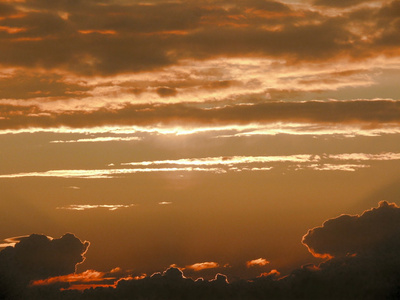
(0, 0), (400, 297)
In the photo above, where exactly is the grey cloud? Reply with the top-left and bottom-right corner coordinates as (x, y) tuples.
(302, 201), (400, 258)
(1, 100), (400, 131)
(0, 0), (374, 75)
(0, 233), (89, 298)
(4, 201), (400, 300)
(313, 0), (373, 7)
(156, 87), (178, 97)
(0, 72), (89, 100)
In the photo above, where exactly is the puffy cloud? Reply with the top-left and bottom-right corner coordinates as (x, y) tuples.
(4, 203), (400, 300)
(0, 233), (89, 298)
(302, 201), (400, 259)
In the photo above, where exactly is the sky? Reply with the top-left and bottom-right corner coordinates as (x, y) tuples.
(0, 0), (400, 298)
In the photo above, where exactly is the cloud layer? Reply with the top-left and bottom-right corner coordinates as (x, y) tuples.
(2, 201), (400, 299)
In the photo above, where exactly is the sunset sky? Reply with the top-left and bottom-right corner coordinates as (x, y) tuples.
(1, 0), (400, 297)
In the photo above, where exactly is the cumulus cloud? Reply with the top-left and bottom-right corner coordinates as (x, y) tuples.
(4, 204), (400, 300)
(302, 200), (400, 259)
(0, 233), (89, 298)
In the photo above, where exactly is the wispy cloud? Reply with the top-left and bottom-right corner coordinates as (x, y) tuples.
(297, 164), (370, 172)
(0, 167), (226, 179)
(57, 204), (136, 211)
(0, 152), (398, 179)
(121, 155), (317, 167)
(50, 137), (141, 143)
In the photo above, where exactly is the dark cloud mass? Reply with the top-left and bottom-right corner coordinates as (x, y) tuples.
(0, 233), (89, 299)
(302, 201), (400, 258)
(1, 100), (399, 131)
(2, 202), (400, 299)
(0, 0), (397, 75)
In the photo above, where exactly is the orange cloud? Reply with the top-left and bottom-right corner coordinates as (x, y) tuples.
(246, 258), (270, 268)
(186, 262), (220, 271)
(31, 269), (134, 291)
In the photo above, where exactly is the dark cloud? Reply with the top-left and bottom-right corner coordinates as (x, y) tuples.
(0, 233), (89, 298)
(302, 200), (400, 258)
(1, 100), (400, 131)
(3, 202), (400, 300)
(156, 86), (178, 97)
(313, 0), (373, 8)
(0, 72), (89, 100)
(0, 0), (389, 75)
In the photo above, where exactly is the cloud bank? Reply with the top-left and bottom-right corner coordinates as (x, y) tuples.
(2, 201), (400, 299)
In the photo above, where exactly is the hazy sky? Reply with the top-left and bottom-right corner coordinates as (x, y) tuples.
(1, 0), (400, 296)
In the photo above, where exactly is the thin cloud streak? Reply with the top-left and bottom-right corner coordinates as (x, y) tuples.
(121, 155), (317, 167)
(1, 122), (400, 138)
(56, 204), (136, 211)
(1, 100), (400, 133)
(0, 167), (226, 179)
(50, 137), (141, 143)
(0, 152), (398, 179)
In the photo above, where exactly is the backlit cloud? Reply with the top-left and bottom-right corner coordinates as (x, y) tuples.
(1, 152), (399, 179)
(246, 258), (270, 267)
(57, 204), (136, 211)
(186, 262), (220, 271)
(302, 201), (400, 258)
(1, 100), (400, 132)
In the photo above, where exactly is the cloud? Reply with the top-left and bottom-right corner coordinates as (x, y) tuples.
(1, 152), (399, 179)
(0, 167), (226, 179)
(4, 203), (400, 300)
(49, 137), (141, 143)
(1, 100), (400, 132)
(0, 235), (30, 249)
(0, 233), (89, 297)
(186, 262), (220, 271)
(246, 258), (270, 268)
(30, 269), (132, 291)
(56, 204), (136, 211)
(313, 0), (374, 8)
(156, 87), (178, 97)
(302, 200), (400, 259)
(0, 0), (397, 78)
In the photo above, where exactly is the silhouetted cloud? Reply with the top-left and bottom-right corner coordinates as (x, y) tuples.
(0, 233), (89, 298)
(3, 202), (400, 299)
(302, 200), (400, 259)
